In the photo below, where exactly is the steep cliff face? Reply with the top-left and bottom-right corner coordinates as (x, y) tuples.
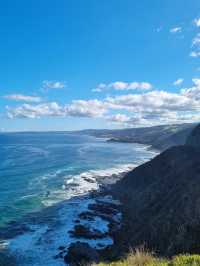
(186, 124), (200, 148)
(112, 123), (200, 256)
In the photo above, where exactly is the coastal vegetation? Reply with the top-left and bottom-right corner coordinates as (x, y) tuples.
(94, 249), (200, 266)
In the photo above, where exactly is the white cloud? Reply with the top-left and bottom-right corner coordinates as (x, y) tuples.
(6, 102), (64, 119)
(190, 51), (200, 57)
(106, 90), (199, 113)
(110, 81), (129, 90)
(103, 79), (200, 126)
(189, 18), (200, 58)
(66, 99), (107, 118)
(93, 81), (152, 92)
(190, 33), (200, 58)
(42, 80), (66, 90)
(92, 83), (107, 92)
(170, 27), (182, 33)
(181, 78), (200, 100)
(3, 94), (41, 103)
(192, 33), (200, 47)
(107, 114), (130, 123)
(6, 79), (200, 127)
(194, 18), (200, 27)
(173, 78), (184, 86)
(7, 99), (107, 119)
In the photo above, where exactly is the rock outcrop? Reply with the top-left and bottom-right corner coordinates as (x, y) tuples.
(70, 224), (108, 239)
(64, 242), (100, 265)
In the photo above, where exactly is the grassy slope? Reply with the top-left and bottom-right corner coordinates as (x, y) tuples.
(94, 250), (200, 266)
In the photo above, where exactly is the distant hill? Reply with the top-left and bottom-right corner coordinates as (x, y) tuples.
(111, 123), (200, 256)
(76, 123), (196, 151)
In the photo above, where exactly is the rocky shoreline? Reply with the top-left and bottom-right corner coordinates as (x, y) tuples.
(51, 151), (158, 265)
(52, 191), (123, 265)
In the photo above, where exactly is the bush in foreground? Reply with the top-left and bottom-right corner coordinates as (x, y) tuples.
(94, 249), (200, 266)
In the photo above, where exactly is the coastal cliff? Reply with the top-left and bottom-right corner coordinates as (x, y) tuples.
(62, 124), (200, 265)
(77, 123), (196, 151)
(111, 123), (200, 257)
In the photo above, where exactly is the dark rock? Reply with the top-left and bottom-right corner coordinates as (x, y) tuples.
(59, 252), (65, 258)
(54, 251), (65, 259)
(108, 220), (121, 234)
(88, 203), (119, 216)
(83, 177), (96, 183)
(64, 242), (99, 265)
(70, 224), (107, 239)
(97, 243), (105, 248)
(0, 252), (16, 266)
(79, 210), (119, 226)
(58, 246), (66, 250)
(78, 211), (95, 221)
(0, 223), (32, 239)
(95, 199), (120, 210)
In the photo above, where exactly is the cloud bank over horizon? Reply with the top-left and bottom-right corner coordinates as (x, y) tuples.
(5, 78), (200, 127)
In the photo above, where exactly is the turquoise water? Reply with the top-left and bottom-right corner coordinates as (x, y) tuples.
(0, 132), (157, 265)
(0, 132), (155, 227)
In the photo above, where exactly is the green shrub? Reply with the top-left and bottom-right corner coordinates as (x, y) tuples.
(170, 255), (200, 266)
(93, 248), (168, 266)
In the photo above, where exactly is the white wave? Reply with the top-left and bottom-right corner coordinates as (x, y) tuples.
(20, 194), (37, 200)
(41, 163), (136, 207)
(8, 196), (114, 266)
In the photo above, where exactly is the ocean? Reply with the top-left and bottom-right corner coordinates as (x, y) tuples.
(0, 132), (157, 265)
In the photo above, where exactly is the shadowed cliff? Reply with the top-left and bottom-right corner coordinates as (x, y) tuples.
(112, 123), (200, 256)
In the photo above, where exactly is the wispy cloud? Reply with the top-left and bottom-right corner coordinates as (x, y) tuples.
(192, 33), (200, 47)
(93, 81), (153, 92)
(190, 51), (200, 58)
(92, 83), (107, 92)
(194, 18), (200, 27)
(170, 27), (182, 33)
(173, 78), (184, 86)
(42, 80), (66, 91)
(189, 21), (200, 58)
(156, 27), (162, 33)
(190, 32), (200, 57)
(181, 78), (200, 100)
(3, 94), (41, 103)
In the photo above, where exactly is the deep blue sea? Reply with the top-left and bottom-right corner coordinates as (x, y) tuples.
(0, 132), (157, 265)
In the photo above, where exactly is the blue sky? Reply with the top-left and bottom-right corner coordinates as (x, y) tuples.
(1, 0), (200, 131)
